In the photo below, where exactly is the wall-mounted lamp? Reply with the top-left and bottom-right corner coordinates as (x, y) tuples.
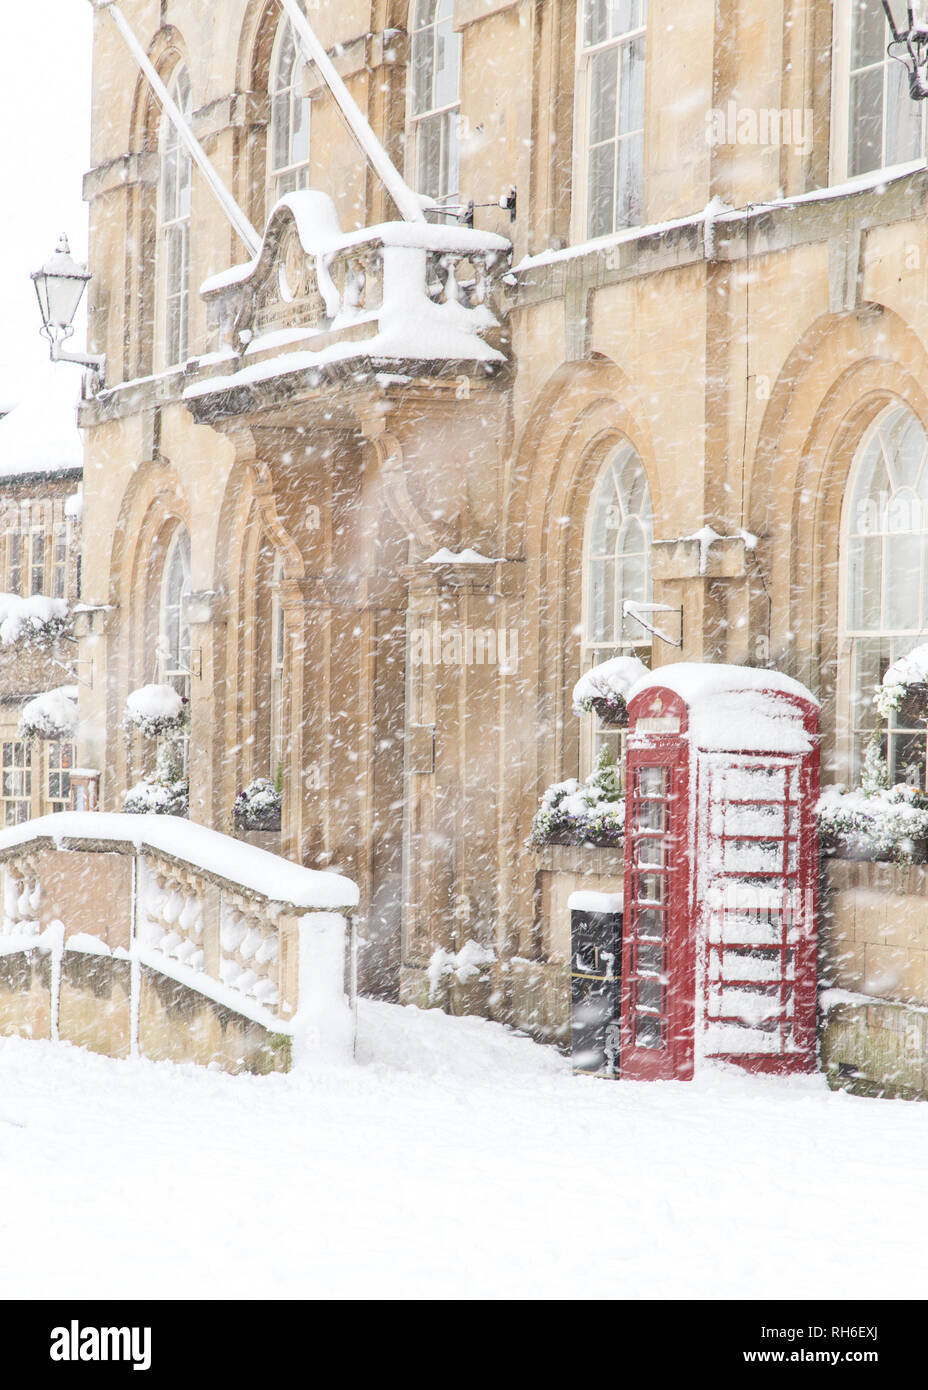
(881, 1), (928, 99)
(31, 236), (105, 386)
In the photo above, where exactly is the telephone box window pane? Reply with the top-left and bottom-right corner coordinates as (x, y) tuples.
(637, 838), (664, 867)
(637, 873), (663, 904)
(637, 941), (663, 973)
(635, 1014), (662, 1048)
(637, 977), (663, 1011)
(638, 766), (666, 797)
(635, 800), (664, 832)
(636, 910), (663, 940)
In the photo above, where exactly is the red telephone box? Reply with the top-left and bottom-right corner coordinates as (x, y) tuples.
(621, 663), (819, 1081)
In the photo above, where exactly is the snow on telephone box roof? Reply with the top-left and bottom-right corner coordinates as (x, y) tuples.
(626, 662), (819, 755)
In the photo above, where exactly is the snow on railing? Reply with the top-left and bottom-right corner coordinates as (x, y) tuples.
(184, 192), (511, 403)
(0, 812), (358, 1066)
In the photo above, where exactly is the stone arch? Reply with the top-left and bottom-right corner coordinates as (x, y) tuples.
(506, 357), (659, 792)
(748, 303), (928, 773)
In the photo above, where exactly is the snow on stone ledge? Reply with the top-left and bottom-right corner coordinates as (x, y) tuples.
(424, 547), (498, 564)
(627, 662), (819, 754)
(0, 813), (359, 911)
(567, 890), (624, 913)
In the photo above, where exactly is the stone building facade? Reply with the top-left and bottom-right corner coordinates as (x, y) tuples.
(0, 370), (83, 825)
(74, 0), (928, 1064)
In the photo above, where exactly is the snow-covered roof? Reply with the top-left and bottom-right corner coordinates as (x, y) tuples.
(0, 812), (359, 911)
(0, 364), (82, 480)
(628, 662), (818, 754)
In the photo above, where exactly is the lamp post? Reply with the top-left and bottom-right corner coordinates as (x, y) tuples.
(30, 236), (105, 385)
(881, 1), (928, 99)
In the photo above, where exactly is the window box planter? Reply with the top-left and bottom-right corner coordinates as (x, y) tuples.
(232, 779), (283, 835)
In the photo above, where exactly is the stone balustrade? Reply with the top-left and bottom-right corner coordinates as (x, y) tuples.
(0, 813), (358, 1073)
(185, 193), (512, 410)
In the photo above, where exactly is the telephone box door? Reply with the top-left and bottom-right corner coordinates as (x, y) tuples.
(621, 710), (693, 1080)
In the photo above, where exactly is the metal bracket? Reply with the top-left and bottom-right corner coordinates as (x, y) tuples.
(50, 653), (94, 689)
(623, 600), (684, 648)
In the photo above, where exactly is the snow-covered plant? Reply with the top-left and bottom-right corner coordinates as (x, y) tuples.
(232, 777), (282, 832)
(817, 783), (928, 864)
(19, 686), (78, 741)
(122, 734), (188, 817)
(427, 939), (496, 1003)
(874, 644), (928, 721)
(124, 684), (188, 739)
(571, 655), (649, 722)
(0, 594), (69, 650)
(122, 774), (189, 817)
(529, 746), (625, 847)
(859, 728), (889, 794)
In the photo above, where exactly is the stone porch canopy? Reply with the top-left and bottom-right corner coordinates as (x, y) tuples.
(182, 192), (513, 423)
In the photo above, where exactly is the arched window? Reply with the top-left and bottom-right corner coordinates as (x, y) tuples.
(842, 405), (928, 783)
(159, 526), (191, 701)
(159, 66), (192, 367)
(409, 0), (461, 204)
(269, 16), (311, 203)
(581, 441), (653, 769)
(578, 0), (647, 239)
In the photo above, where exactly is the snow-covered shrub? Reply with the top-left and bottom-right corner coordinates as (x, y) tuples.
(0, 593), (69, 649)
(572, 655), (649, 723)
(875, 644), (928, 721)
(427, 939), (496, 1003)
(817, 784), (928, 864)
(19, 686), (78, 741)
(232, 777), (282, 832)
(124, 684), (188, 738)
(122, 775), (189, 817)
(529, 746), (625, 847)
(122, 737), (188, 817)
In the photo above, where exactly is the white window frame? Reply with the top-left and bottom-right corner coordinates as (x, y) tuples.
(830, 0), (927, 184)
(270, 554), (285, 779)
(157, 66), (192, 370)
(572, 0), (648, 246)
(579, 439), (653, 780)
(406, 0), (462, 207)
(268, 13), (312, 207)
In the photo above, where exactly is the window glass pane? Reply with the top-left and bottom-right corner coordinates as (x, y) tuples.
(846, 534), (881, 629)
(851, 0), (886, 70)
(417, 112), (442, 196)
(412, 28), (434, 114)
(618, 36), (645, 135)
(584, 0), (609, 48)
(433, 18), (460, 110)
(884, 533), (922, 629)
(616, 131), (644, 228)
(587, 141), (616, 239)
(589, 48), (618, 145)
(849, 67), (883, 176)
(885, 58), (923, 166)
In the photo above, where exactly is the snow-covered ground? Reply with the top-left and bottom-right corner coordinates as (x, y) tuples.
(1, 1001), (926, 1300)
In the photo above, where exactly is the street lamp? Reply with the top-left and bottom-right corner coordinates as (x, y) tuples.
(882, 1), (928, 99)
(30, 235), (105, 385)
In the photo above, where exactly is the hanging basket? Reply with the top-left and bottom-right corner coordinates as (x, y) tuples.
(589, 695), (630, 727)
